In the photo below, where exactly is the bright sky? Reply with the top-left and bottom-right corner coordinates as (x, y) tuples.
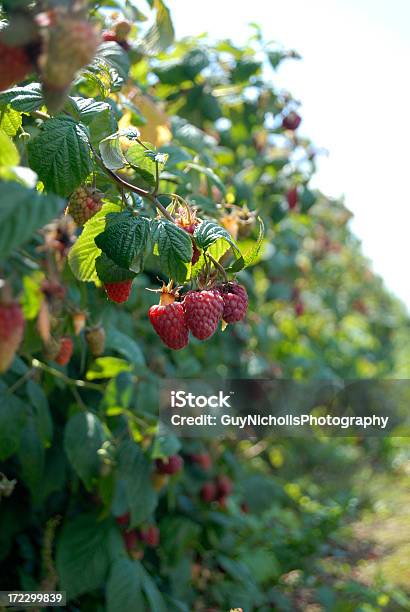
(167, 0), (410, 310)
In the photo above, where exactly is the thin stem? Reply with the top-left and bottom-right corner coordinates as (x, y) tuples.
(91, 145), (175, 222)
(7, 368), (34, 395)
(207, 253), (228, 282)
(154, 160), (160, 196)
(32, 358), (103, 391)
(31, 110), (51, 121)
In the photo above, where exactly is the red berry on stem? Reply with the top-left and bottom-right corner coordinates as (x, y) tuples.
(115, 512), (130, 528)
(155, 454), (184, 475)
(191, 453), (212, 471)
(282, 111), (301, 131)
(219, 283), (248, 323)
(140, 525), (160, 547)
(0, 300), (25, 373)
(122, 530), (138, 551)
(104, 280), (132, 304)
(55, 336), (73, 366)
(148, 286), (189, 350)
(286, 186), (298, 210)
(216, 475), (233, 499)
(201, 482), (217, 503)
(183, 289), (223, 340)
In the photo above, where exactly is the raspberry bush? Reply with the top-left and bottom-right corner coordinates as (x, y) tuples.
(0, 1), (409, 611)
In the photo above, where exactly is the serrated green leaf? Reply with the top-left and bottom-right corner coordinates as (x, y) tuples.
(112, 440), (157, 527)
(86, 357), (132, 380)
(0, 129), (19, 167)
(140, 0), (174, 53)
(18, 418), (44, 495)
(56, 513), (122, 599)
(140, 564), (167, 612)
(125, 141), (168, 187)
(68, 96), (117, 145)
(105, 328), (146, 368)
(95, 253), (136, 283)
(229, 216), (265, 272)
(27, 117), (92, 196)
(0, 106), (22, 136)
(95, 42), (130, 81)
(26, 379), (53, 445)
(99, 132), (127, 170)
(68, 202), (121, 282)
(0, 182), (64, 261)
(156, 220), (192, 282)
(106, 558), (144, 612)
(64, 412), (106, 488)
(194, 220), (233, 250)
(95, 212), (150, 269)
(0, 83), (43, 112)
(81, 59), (113, 98)
(188, 163), (226, 194)
(171, 116), (217, 151)
(0, 385), (28, 460)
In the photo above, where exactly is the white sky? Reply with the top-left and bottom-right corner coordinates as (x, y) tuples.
(167, 0), (410, 310)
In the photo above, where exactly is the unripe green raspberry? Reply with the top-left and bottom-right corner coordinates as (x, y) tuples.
(66, 186), (103, 226)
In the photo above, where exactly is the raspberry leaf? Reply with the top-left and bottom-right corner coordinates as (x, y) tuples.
(0, 384), (28, 461)
(125, 141), (168, 188)
(0, 83), (44, 112)
(106, 558), (144, 612)
(229, 216), (265, 272)
(112, 440), (158, 527)
(187, 162), (226, 195)
(56, 513), (122, 599)
(95, 211), (150, 269)
(95, 253), (136, 283)
(68, 96), (117, 145)
(0, 106), (22, 136)
(68, 202), (122, 282)
(64, 411), (107, 489)
(95, 41), (130, 81)
(27, 117), (92, 197)
(155, 219), (193, 282)
(139, 0), (175, 54)
(0, 182), (64, 261)
(0, 129), (19, 167)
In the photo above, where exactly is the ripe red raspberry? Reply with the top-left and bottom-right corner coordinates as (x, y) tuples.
(115, 512), (130, 528)
(102, 30), (117, 42)
(122, 529), (138, 551)
(41, 13), (100, 111)
(139, 525), (160, 548)
(218, 282), (248, 323)
(0, 41), (32, 91)
(282, 111), (302, 131)
(104, 280), (132, 304)
(216, 475), (233, 499)
(183, 289), (223, 340)
(66, 186), (103, 226)
(155, 454), (184, 475)
(0, 301), (25, 373)
(190, 453), (212, 471)
(148, 287), (189, 350)
(286, 186), (298, 210)
(200, 482), (217, 503)
(294, 300), (304, 317)
(55, 336), (73, 366)
(85, 325), (106, 356)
